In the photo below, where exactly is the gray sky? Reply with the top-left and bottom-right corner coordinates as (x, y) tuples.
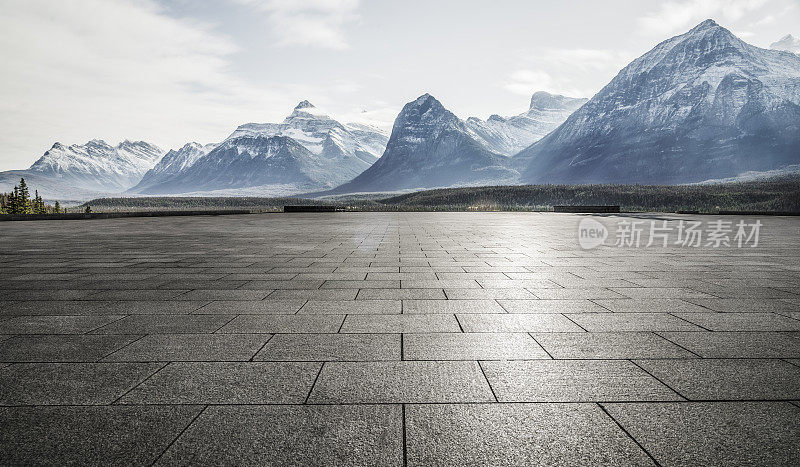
(1, 0), (798, 170)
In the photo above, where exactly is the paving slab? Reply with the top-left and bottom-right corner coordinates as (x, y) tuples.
(255, 333), (400, 361)
(0, 315), (126, 334)
(635, 359), (800, 400)
(604, 402), (800, 466)
(0, 334), (142, 362)
(158, 405), (402, 465)
(119, 361), (321, 404)
(405, 403), (653, 466)
(0, 405), (202, 465)
(403, 333), (549, 360)
(307, 361), (495, 403)
(533, 332), (697, 359)
(565, 313), (704, 331)
(90, 314), (235, 334)
(218, 314), (344, 333)
(340, 314), (461, 333)
(457, 313), (584, 332)
(403, 299), (505, 314)
(498, 299), (607, 313)
(0, 362), (162, 405)
(102, 333), (270, 361)
(482, 360), (681, 402)
(659, 331), (800, 358)
(672, 312), (800, 331)
(299, 299), (401, 314)
(194, 299), (306, 314)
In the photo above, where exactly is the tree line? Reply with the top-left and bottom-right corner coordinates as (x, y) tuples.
(0, 178), (67, 214)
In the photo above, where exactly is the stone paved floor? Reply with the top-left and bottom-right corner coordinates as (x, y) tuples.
(1, 212), (799, 465)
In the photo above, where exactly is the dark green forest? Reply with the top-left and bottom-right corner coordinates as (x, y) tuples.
(79, 176), (800, 213)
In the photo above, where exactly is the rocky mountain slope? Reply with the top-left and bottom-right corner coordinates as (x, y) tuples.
(328, 94), (518, 194)
(516, 19), (800, 184)
(466, 92), (587, 155)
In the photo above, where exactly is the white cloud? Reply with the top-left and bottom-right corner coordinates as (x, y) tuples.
(503, 48), (634, 98)
(636, 0), (770, 36)
(232, 0), (360, 49)
(0, 0), (329, 170)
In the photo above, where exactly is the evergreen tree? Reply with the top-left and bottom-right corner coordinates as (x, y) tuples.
(17, 178), (30, 214)
(33, 190), (45, 214)
(54, 200), (61, 214)
(84, 204), (92, 213)
(8, 186), (19, 214)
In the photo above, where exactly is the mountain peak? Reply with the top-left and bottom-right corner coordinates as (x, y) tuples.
(691, 18), (719, 31)
(771, 34), (800, 54)
(294, 100), (315, 110)
(529, 91), (586, 111)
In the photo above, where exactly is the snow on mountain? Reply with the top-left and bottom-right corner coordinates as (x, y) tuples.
(771, 34), (800, 55)
(465, 92), (587, 156)
(25, 139), (163, 192)
(138, 135), (354, 194)
(227, 101), (388, 166)
(129, 142), (216, 193)
(327, 94), (518, 194)
(516, 19), (800, 184)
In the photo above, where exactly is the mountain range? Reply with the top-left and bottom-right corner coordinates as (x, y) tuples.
(515, 20), (800, 184)
(2, 20), (798, 200)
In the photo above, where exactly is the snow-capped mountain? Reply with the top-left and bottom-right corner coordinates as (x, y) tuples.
(328, 94), (518, 194)
(516, 19), (800, 184)
(771, 34), (800, 55)
(227, 101), (388, 166)
(465, 92), (587, 156)
(26, 139), (163, 192)
(129, 142), (216, 193)
(141, 135), (353, 194)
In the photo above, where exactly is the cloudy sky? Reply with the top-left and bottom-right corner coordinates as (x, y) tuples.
(0, 0), (798, 170)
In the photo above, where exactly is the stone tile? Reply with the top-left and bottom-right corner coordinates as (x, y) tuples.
(195, 300), (306, 314)
(0, 405), (202, 465)
(403, 279), (481, 289)
(112, 301), (210, 314)
(610, 287), (714, 299)
(0, 315), (125, 334)
(0, 300), (122, 316)
(241, 280), (324, 290)
(482, 360), (681, 402)
(269, 289), (359, 300)
(673, 312), (800, 331)
(605, 402), (800, 466)
(299, 300), (401, 314)
(119, 362), (320, 404)
(0, 335), (141, 362)
(218, 314), (344, 333)
(566, 313), (704, 332)
(533, 332), (697, 359)
(255, 333), (400, 361)
(529, 288), (627, 300)
(457, 314), (584, 332)
(340, 314), (461, 333)
(308, 361), (494, 403)
(321, 280), (400, 289)
(0, 362), (162, 405)
(688, 298), (798, 312)
(406, 403), (652, 465)
(99, 289), (189, 300)
(356, 288), (447, 300)
(103, 334), (269, 361)
(403, 299), (505, 314)
(659, 331), (800, 358)
(444, 288), (536, 299)
(593, 299), (707, 313)
(158, 405), (402, 465)
(174, 289), (272, 301)
(403, 333), (549, 360)
(636, 359), (800, 400)
(498, 299), (607, 313)
(90, 314), (234, 334)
